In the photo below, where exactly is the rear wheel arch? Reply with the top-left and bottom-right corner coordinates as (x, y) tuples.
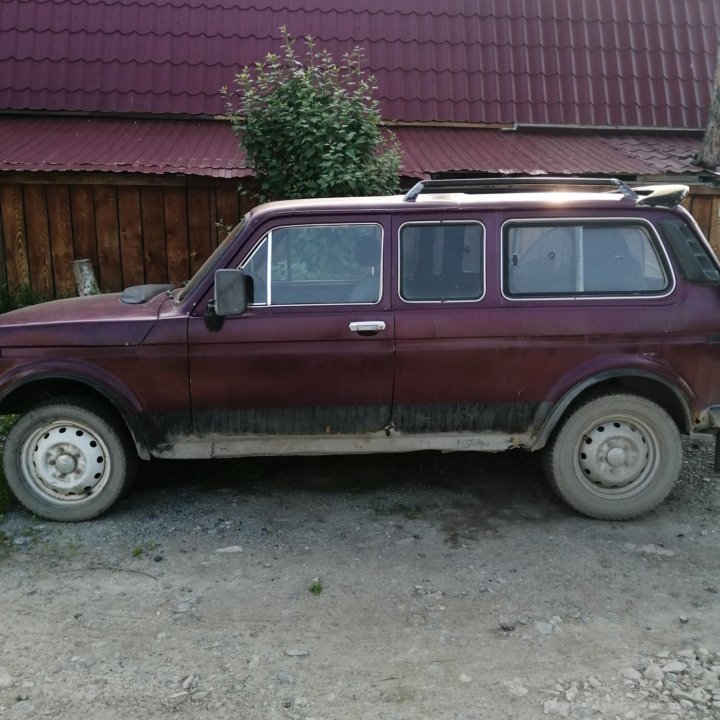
(532, 371), (692, 451)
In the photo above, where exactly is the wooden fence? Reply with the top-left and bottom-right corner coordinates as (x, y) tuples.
(0, 173), (719, 299)
(0, 174), (253, 298)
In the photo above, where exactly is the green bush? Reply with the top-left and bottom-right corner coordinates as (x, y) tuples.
(223, 27), (401, 202)
(0, 284), (48, 314)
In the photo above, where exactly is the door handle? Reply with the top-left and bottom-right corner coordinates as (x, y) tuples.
(349, 320), (387, 335)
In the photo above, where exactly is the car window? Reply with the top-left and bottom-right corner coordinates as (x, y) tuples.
(400, 222), (484, 301)
(242, 224), (383, 306)
(504, 221), (669, 296)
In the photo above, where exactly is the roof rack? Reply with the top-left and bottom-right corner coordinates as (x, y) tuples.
(403, 177), (639, 202)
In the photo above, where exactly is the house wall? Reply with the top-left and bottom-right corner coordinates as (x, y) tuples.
(0, 173), (719, 299)
(0, 173), (252, 299)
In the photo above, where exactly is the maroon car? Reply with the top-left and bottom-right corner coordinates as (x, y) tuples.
(1, 177), (719, 521)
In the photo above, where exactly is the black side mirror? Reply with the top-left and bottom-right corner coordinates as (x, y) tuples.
(214, 269), (248, 317)
(204, 269), (248, 332)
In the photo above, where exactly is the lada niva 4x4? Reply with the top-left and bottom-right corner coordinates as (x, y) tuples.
(1, 177), (719, 521)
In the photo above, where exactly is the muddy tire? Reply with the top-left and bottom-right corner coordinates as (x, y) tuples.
(3, 397), (137, 521)
(543, 393), (682, 520)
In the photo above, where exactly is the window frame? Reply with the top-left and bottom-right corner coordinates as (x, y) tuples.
(397, 220), (487, 304)
(239, 222), (385, 308)
(500, 216), (676, 301)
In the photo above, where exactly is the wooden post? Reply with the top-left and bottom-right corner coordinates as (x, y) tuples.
(698, 43), (720, 168)
(73, 259), (99, 296)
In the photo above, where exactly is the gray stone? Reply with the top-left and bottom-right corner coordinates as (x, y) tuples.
(190, 690), (210, 701)
(0, 670), (13, 688)
(621, 668), (643, 682)
(12, 701), (34, 715)
(284, 648), (309, 657)
(277, 671), (296, 685)
(215, 545), (243, 554)
(542, 698), (570, 716)
(644, 664), (664, 682)
(12, 537), (31, 546)
(535, 621), (554, 635)
(662, 660), (687, 674)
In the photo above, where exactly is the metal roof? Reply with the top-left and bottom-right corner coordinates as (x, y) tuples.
(0, 117), (249, 177)
(0, 117), (703, 178)
(0, 0), (718, 129)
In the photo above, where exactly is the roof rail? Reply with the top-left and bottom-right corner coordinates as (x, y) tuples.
(402, 176), (639, 202)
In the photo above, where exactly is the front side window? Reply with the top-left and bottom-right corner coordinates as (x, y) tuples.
(400, 222), (484, 301)
(504, 221), (670, 297)
(242, 224), (383, 306)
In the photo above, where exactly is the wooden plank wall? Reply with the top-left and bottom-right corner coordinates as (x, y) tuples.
(0, 175), (719, 299)
(0, 175), (253, 298)
(682, 187), (720, 256)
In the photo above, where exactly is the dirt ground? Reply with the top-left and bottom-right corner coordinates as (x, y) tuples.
(1, 439), (719, 720)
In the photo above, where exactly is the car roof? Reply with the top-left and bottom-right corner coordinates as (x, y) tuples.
(247, 180), (689, 222)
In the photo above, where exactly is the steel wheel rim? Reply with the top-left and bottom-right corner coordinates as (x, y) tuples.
(573, 414), (659, 499)
(20, 419), (112, 506)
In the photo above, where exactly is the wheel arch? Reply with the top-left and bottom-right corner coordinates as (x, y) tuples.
(0, 373), (151, 460)
(531, 370), (692, 451)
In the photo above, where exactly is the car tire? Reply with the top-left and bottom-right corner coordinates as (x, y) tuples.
(542, 393), (682, 520)
(3, 396), (137, 522)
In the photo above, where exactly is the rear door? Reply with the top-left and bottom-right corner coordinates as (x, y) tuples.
(188, 218), (394, 437)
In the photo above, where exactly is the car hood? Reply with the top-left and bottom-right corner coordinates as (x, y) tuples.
(0, 292), (169, 347)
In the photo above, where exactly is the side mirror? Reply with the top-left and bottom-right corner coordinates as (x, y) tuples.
(214, 269), (248, 317)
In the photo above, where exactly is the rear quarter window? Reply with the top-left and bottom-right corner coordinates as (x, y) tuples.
(658, 218), (720, 285)
(503, 220), (671, 297)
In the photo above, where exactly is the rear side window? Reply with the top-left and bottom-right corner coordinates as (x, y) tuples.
(504, 221), (670, 297)
(659, 218), (720, 285)
(400, 222), (484, 301)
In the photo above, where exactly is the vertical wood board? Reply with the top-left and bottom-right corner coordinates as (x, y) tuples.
(22, 184), (53, 296)
(46, 185), (76, 297)
(93, 186), (122, 292)
(164, 187), (190, 285)
(0, 184), (30, 290)
(140, 186), (168, 284)
(187, 187), (213, 275)
(117, 186), (145, 288)
(70, 185), (99, 280)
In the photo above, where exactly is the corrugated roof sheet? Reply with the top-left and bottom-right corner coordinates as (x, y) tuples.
(0, 117), (249, 177)
(0, 117), (703, 178)
(0, 0), (718, 128)
(396, 127), (704, 177)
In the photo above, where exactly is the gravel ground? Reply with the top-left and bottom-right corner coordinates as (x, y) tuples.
(0, 438), (719, 719)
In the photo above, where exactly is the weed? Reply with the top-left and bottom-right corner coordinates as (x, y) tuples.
(309, 577), (323, 595)
(132, 545), (143, 558)
(0, 284), (48, 314)
(370, 500), (426, 520)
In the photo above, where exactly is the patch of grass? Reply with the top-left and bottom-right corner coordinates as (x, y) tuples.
(0, 415), (17, 515)
(370, 500), (426, 520)
(132, 545), (144, 558)
(308, 577), (324, 595)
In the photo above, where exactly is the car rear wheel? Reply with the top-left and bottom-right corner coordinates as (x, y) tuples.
(542, 393), (682, 520)
(3, 397), (137, 521)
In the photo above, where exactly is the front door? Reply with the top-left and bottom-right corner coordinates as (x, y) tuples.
(188, 220), (393, 439)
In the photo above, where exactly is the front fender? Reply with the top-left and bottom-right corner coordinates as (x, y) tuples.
(0, 358), (151, 459)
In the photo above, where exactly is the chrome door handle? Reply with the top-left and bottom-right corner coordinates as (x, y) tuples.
(349, 320), (387, 335)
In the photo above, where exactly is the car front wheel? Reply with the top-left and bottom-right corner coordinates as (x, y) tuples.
(543, 393), (682, 520)
(3, 397), (137, 521)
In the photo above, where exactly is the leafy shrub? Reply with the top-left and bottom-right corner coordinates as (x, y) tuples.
(0, 284), (48, 314)
(223, 27), (401, 202)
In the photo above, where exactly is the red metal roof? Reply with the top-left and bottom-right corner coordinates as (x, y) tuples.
(0, 0), (718, 129)
(0, 117), (703, 179)
(0, 117), (249, 177)
(396, 127), (704, 177)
